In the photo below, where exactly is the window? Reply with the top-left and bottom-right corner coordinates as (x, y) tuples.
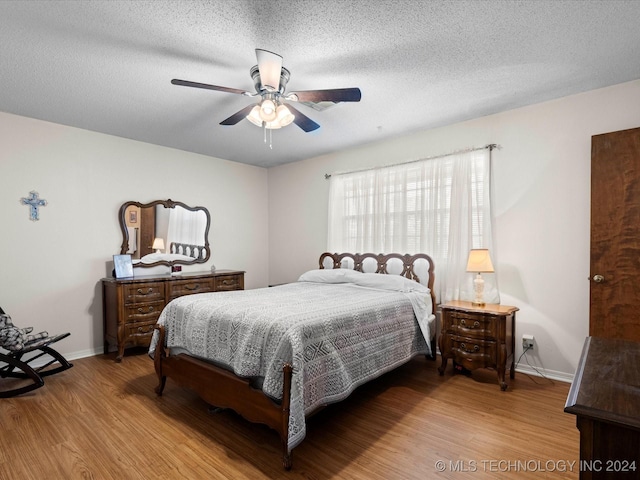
(328, 147), (497, 303)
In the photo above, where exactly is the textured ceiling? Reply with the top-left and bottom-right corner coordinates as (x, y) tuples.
(1, 0), (639, 168)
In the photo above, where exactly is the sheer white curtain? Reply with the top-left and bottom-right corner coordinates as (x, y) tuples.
(328, 148), (498, 304)
(166, 208), (207, 249)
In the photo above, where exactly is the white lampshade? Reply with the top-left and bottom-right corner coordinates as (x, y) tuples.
(259, 99), (277, 122)
(246, 105), (263, 127)
(275, 104), (294, 127)
(466, 249), (494, 273)
(152, 238), (165, 253)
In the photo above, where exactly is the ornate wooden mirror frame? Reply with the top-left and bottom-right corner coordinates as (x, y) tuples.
(118, 199), (211, 268)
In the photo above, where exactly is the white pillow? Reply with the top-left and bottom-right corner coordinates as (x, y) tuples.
(138, 253), (195, 264)
(297, 268), (361, 284)
(353, 273), (430, 293)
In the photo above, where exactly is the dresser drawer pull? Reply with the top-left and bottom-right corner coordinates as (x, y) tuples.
(137, 306), (154, 313)
(460, 319), (480, 328)
(459, 343), (480, 354)
(137, 288), (154, 295)
(222, 279), (236, 285)
(184, 284), (200, 290)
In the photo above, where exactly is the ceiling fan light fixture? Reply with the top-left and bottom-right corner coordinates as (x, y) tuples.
(173, 48), (361, 137)
(276, 105), (294, 127)
(259, 99), (277, 122)
(246, 105), (263, 127)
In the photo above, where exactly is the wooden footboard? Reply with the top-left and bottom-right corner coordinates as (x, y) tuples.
(154, 325), (294, 469)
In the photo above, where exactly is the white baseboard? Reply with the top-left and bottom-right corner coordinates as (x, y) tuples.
(65, 347), (106, 361)
(514, 364), (574, 383)
(16, 347), (105, 369)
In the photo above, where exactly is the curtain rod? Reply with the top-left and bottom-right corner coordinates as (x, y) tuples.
(324, 143), (499, 179)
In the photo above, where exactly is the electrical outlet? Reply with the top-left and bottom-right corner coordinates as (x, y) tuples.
(522, 334), (534, 350)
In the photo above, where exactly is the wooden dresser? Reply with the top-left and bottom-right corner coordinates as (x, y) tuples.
(438, 300), (518, 390)
(102, 270), (244, 362)
(565, 336), (640, 479)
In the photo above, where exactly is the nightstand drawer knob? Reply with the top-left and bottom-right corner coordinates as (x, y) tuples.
(460, 319), (480, 328)
(460, 343), (480, 353)
(592, 274), (605, 283)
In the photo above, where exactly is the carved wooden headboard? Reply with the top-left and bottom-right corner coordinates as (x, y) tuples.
(318, 252), (436, 313)
(170, 242), (207, 260)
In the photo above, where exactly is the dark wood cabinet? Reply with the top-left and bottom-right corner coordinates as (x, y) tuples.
(102, 270), (244, 361)
(565, 336), (640, 479)
(438, 300), (518, 390)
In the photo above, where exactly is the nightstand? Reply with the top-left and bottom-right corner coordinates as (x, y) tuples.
(438, 300), (518, 390)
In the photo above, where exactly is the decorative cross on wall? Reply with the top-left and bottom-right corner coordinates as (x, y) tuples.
(20, 191), (47, 221)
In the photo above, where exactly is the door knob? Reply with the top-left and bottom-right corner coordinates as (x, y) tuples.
(592, 274), (605, 283)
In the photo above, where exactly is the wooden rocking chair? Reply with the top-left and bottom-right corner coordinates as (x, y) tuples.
(0, 307), (73, 398)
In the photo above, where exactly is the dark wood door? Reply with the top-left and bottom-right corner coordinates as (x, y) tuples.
(590, 127), (640, 341)
(139, 206), (156, 258)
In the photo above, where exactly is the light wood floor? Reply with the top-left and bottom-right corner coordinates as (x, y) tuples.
(0, 351), (579, 479)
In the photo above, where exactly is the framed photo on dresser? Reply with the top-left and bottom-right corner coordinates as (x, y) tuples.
(113, 254), (134, 279)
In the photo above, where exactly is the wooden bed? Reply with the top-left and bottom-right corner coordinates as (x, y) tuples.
(153, 252), (436, 469)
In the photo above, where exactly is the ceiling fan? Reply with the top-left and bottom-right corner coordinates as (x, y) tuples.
(171, 49), (362, 134)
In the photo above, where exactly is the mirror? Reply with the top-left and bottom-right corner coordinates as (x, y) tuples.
(119, 199), (210, 268)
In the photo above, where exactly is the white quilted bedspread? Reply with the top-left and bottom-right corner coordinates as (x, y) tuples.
(149, 280), (433, 452)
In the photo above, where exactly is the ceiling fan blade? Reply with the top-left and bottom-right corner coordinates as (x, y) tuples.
(255, 49), (283, 91)
(220, 104), (256, 126)
(171, 79), (249, 96)
(285, 104), (320, 132)
(289, 88), (362, 103)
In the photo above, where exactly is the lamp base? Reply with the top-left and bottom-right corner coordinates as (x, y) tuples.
(472, 273), (485, 307)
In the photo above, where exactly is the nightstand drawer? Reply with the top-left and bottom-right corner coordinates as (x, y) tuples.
(124, 300), (164, 323)
(168, 278), (214, 298)
(214, 274), (243, 291)
(123, 282), (164, 305)
(451, 311), (497, 339)
(451, 336), (496, 366)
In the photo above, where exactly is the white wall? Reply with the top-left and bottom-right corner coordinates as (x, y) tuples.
(0, 112), (269, 360)
(268, 79), (640, 379)
(4, 80), (639, 377)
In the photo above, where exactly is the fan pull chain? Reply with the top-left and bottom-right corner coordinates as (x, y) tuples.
(261, 123), (273, 149)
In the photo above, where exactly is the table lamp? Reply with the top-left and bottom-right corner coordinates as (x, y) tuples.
(466, 249), (494, 307)
(152, 238), (165, 253)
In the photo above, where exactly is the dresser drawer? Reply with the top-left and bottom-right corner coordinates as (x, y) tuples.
(450, 311), (497, 339)
(214, 274), (243, 291)
(451, 336), (496, 367)
(123, 300), (164, 323)
(169, 278), (214, 298)
(124, 320), (157, 338)
(123, 282), (164, 305)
